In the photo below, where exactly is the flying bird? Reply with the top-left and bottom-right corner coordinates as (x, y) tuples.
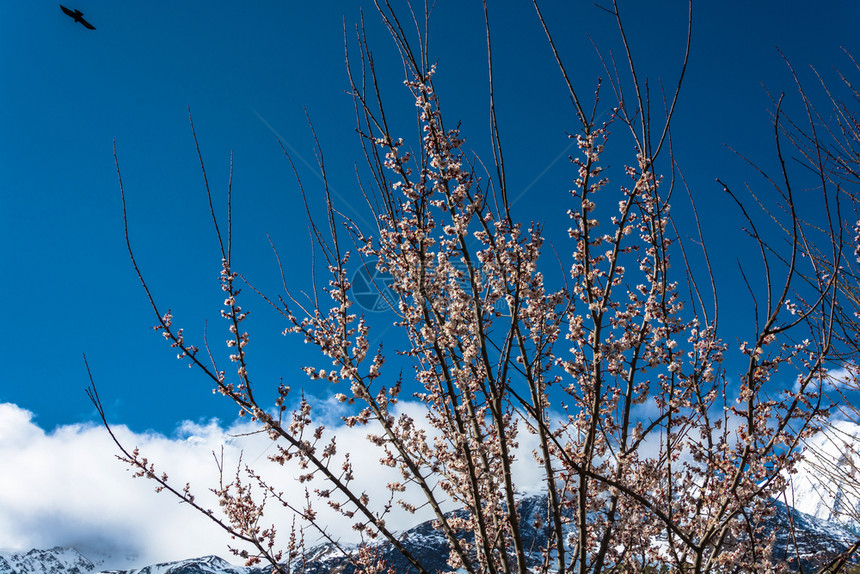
(60, 5), (96, 30)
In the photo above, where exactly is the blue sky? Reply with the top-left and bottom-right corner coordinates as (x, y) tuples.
(2, 1), (859, 437)
(3, 0), (860, 564)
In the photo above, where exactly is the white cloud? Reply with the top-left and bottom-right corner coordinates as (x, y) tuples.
(0, 399), (585, 570)
(823, 365), (858, 390)
(0, 402), (439, 569)
(0, 403), (235, 568)
(792, 364), (858, 394)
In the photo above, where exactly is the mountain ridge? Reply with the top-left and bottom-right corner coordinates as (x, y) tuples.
(4, 494), (857, 574)
(0, 547), (95, 574)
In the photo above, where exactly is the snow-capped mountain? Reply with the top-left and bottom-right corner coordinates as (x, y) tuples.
(767, 497), (858, 569)
(786, 419), (860, 535)
(0, 553), (255, 574)
(4, 497), (857, 574)
(0, 548), (95, 574)
(98, 556), (246, 574)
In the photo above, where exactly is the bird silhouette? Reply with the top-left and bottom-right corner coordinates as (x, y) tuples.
(60, 5), (96, 30)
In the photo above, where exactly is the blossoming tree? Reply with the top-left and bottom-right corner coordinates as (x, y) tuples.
(89, 1), (851, 572)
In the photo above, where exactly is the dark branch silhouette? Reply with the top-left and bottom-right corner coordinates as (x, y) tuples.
(60, 5), (95, 30)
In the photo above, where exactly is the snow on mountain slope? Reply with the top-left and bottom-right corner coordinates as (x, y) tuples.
(98, 556), (246, 574)
(5, 491), (859, 574)
(0, 547), (95, 574)
(0, 549), (247, 574)
(767, 497), (858, 570)
(787, 419), (860, 534)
